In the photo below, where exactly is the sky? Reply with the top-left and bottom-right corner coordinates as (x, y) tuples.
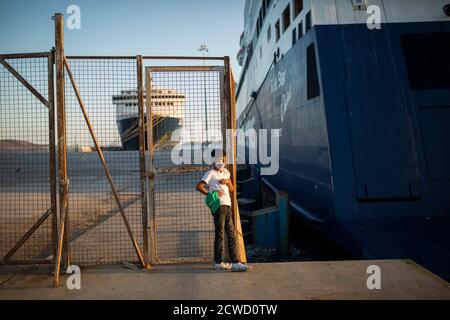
(0, 0), (246, 146)
(0, 0), (244, 75)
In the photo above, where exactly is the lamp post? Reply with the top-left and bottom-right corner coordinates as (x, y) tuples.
(198, 44), (209, 143)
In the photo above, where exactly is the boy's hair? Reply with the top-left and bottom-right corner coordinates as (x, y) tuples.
(211, 149), (226, 158)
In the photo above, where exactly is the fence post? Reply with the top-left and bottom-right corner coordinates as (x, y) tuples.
(48, 49), (58, 262)
(137, 55), (151, 269)
(53, 12), (70, 287)
(224, 56), (247, 263)
(145, 68), (157, 265)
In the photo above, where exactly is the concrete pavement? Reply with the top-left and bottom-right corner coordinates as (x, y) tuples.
(0, 260), (449, 300)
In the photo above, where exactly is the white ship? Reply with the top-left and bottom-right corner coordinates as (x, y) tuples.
(113, 88), (185, 150)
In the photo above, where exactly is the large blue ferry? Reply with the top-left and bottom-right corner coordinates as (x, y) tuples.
(236, 0), (450, 280)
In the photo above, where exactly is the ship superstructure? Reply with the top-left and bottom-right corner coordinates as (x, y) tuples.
(113, 88), (185, 150)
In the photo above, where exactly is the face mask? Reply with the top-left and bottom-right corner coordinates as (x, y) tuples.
(214, 161), (225, 170)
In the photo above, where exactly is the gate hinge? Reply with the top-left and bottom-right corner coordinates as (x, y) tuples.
(59, 178), (70, 190)
(145, 171), (155, 179)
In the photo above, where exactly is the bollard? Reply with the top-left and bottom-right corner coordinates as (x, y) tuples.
(251, 191), (290, 257)
(277, 192), (290, 258)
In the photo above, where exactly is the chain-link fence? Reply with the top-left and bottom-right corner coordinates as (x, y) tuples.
(0, 52), (241, 270)
(63, 57), (144, 266)
(146, 66), (225, 264)
(0, 53), (57, 265)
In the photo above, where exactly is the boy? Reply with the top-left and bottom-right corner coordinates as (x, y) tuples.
(196, 149), (249, 272)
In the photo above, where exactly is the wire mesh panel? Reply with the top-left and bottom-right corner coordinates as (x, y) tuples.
(146, 66), (225, 264)
(64, 58), (143, 266)
(0, 55), (55, 263)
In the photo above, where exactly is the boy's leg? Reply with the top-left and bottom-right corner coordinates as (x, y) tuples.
(224, 206), (239, 263)
(213, 206), (227, 263)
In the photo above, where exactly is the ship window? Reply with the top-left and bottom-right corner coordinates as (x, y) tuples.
(298, 21), (303, 39)
(294, 0), (303, 17)
(400, 32), (450, 90)
(307, 43), (320, 99)
(258, 8), (263, 37)
(248, 41), (254, 59)
(292, 28), (297, 46)
(256, 18), (259, 37)
(305, 11), (312, 32)
(275, 20), (280, 42)
(282, 4), (291, 33)
(256, 16), (261, 37)
(275, 47), (280, 61)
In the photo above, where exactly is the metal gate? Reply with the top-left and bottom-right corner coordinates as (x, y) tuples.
(56, 60), (244, 268)
(145, 66), (226, 264)
(62, 57), (145, 267)
(0, 55), (244, 268)
(0, 52), (57, 266)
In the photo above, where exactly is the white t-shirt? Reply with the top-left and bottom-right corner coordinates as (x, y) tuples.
(201, 168), (232, 207)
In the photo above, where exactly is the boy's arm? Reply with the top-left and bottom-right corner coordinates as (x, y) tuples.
(220, 179), (235, 193)
(226, 179), (235, 193)
(196, 181), (209, 195)
(197, 171), (211, 196)
(198, 180), (225, 197)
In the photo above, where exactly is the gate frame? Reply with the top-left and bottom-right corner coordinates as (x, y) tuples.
(144, 65), (224, 265)
(142, 62), (246, 265)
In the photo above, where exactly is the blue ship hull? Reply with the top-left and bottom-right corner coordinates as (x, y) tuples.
(238, 21), (450, 280)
